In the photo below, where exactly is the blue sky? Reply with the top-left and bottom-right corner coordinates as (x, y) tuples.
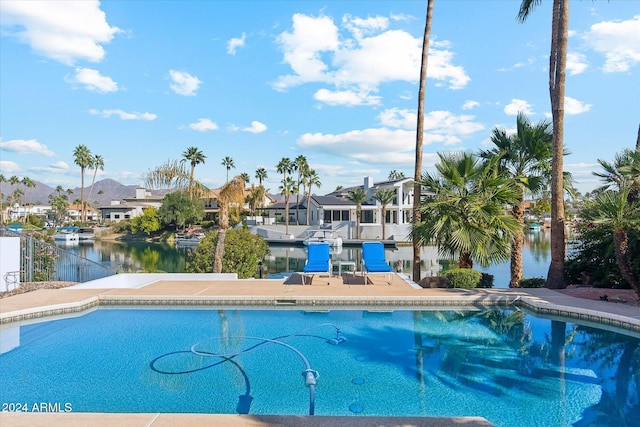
(1, 1), (639, 196)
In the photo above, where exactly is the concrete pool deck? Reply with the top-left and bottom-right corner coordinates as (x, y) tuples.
(1, 272), (639, 427)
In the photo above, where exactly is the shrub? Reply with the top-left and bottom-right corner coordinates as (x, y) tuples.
(443, 268), (482, 289)
(478, 273), (494, 288)
(519, 277), (546, 288)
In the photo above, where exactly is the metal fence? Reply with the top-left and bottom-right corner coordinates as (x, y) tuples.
(0, 228), (116, 283)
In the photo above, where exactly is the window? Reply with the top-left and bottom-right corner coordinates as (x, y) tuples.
(361, 210), (374, 224)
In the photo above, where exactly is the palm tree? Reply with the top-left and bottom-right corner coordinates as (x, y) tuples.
(276, 157), (293, 186)
(73, 144), (93, 223)
(0, 173), (5, 206)
(302, 169), (321, 225)
(240, 172), (251, 184)
(213, 176), (245, 273)
(373, 188), (396, 240)
(518, 0), (569, 288)
(182, 147), (206, 199)
(246, 184), (265, 215)
(279, 176), (296, 236)
(590, 186), (640, 298)
(413, 152), (520, 269)
(347, 188), (369, 240)
(7, 175), (19, 210)
(86, 154), (104, 208)
(594, 149), (640, 204)
(145, 159), (192, 191)
(413, 0), (435, 283)
(22, 177), (36, 221)
(293, 155), (308, 225)
(255, 167), (268, 185)
(388, 170), (405, 180)
(481, 112), (553, 287)
(221, 156), (235, 183)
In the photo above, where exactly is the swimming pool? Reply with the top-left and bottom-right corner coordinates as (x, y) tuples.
(1, 308), (638, 426)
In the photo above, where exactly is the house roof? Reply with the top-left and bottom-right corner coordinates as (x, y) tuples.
(325, 177), (412, 197)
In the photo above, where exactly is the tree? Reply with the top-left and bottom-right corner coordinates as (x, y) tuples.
(187, 227), (268, 278)
(130, 207), (162, 235)
(48, 186), (69, 226)
(182, 147), (206, 199)
(240, 172), (251, 184)
(413, 152), (520, 269)
(158, 191), (204, 231)
(347, 188), (369, 240)
(481, 112), (553, 287)
(276, 157), (293, 184)
(302, 169), (321, 225)
(255, 167), (268, 185)
(73, 144), (94, 223)
(214, 176), (245, 273)
(221, 156), (235, 183)
(518, 0), (569, 288)
(86, 154), (104, 208)
(21, 176), (36, 221)
(413, 0), (435, 283)
(589, 187), (640, 298)
(246, 184), (265, 215)
(373, 188), (395, 240)
(7, 175), (20, 212)
(388, 170), (405, 180)
(279, 176), (296, 236)
(293, 155), (308, 225)
(0, 173), (5, 205)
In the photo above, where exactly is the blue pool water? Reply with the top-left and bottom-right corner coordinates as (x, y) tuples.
(1, 309), (638, 426)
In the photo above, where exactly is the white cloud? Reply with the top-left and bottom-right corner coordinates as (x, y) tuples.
(242, 121), (267, 134)
(0, 0), (120, 65)
(564, 96), (592, 115)
(227, 32), (246, 55)
(462, 100), (480, 110)
(314, 88), (381, 106)
(0, 160), (20, 174)
(69, 68), (118, 93)
(504, 99), (534, 116)
(566, 52), (588, 75)
(273, 13), (469, 105)
(30, 161), (70, 173)
(0, 138), (55, 156)
(169, 70), (202, 96)
(89, 109), (156, 120)
(377, 108), (416, 129)
(583, 15), (640, 72)
(188, 118), (219, 131)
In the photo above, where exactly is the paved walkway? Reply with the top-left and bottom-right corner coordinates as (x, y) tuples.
(1, 273), (639, 427)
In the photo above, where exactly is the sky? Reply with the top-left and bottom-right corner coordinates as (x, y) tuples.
(1, 1), (639, 197)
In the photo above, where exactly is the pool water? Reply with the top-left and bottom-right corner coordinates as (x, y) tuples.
(1, 309), (638, 426)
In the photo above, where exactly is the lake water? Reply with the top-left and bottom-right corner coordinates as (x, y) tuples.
(57, 230), (551, 288)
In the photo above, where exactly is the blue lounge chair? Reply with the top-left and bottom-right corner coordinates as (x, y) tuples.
(362, 242), (392, 285)
(302, 243), (332, 285)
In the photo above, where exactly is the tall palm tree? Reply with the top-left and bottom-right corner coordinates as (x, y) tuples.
(302, 169), (321, 225)
(255, 167), (268, 185)
(413, 152), (520, 269)
(214, 176), (245, 273)
(73, 144), (93, 223)
(373, 188), (396, 240)
(7, 175), (19, 210)
(182, 147), (206, 199)
(0, 173), (5, 206)
(518, 0), (569, 288)
(413, 0), (435, 283)
(221, 156), (235, 183)
(279, 176), (296, 236)
(240, 172), (250, 184)
(388, 170), (405, 180)
(86, 154), (104, 208)
(481, 112), (553, 287)
(276, 157), (293, 186)
(22, 177), (36, 221)
(347, 188), (369, 240)
(293, 155), (308, 225)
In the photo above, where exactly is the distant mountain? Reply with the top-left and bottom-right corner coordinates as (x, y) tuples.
(4, 178), (167, 208)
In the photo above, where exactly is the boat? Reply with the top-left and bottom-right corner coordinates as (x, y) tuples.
(54, 230), (79, 242)
(175, 232), (205, 247)
(77, 227), (95, 240)
(303, 230), (343, 247)
(528, 222), (541, 231)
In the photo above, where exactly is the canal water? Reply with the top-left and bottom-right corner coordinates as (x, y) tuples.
(57, 230), (551, 288)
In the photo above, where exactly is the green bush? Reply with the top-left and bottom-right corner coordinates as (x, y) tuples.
(478, 273), (494, 288)
(443, 268), (482, 289)
(519, 277), (546, 288)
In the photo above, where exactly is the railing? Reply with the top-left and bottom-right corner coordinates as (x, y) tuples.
(0, 227), (116, 283)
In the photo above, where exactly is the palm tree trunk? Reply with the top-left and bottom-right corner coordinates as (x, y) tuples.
(213, 229), (226, 273)
(510, 202), (525, 288)
(546, 0), (569, 289)
(459, 252), (473, 269)
(412, 0), (434, 283)
(80, 167), (85, 223)
(381, 207), (387, 240)
(613, 227), (640, 298)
